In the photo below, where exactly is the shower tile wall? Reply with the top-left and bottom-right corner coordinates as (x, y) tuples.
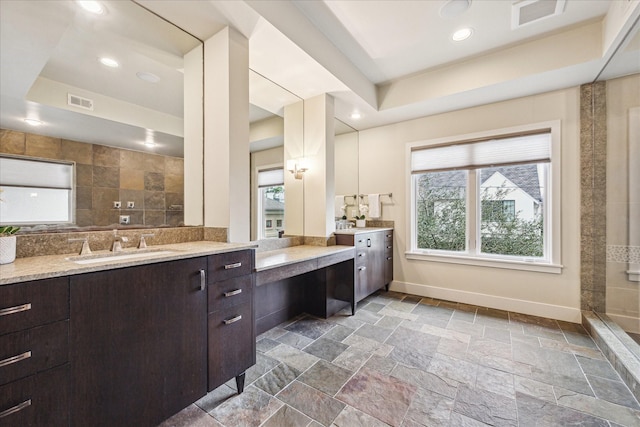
(0, 129), (184, 227)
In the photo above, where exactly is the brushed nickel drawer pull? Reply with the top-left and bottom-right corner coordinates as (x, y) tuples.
(224, 289), (242, 297)
(0, 351), (32, 368)
(0, 303), (31, 317)
(223, 315), (242, 325)
(359, 266), (367, 271)
(224, 262), (242, 270)
(386, 234), (392, 238)
(0, 399), (31, 419)
(200, 270), (206, 291)
(386, 245), (392, 249)
(387, 256), (393, 260)
(358, 253), (365, 257)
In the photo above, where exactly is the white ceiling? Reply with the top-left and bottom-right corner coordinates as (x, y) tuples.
(1, 0), (639, 157)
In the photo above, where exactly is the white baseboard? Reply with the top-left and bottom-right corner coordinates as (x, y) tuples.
(389, 280), (582, 323)
(606, 312), (640, 334)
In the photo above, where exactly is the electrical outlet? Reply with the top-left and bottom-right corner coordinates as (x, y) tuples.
(127, 201), (135, 209)
(119, 215), (130, 225)
(113, 201), (121, 209)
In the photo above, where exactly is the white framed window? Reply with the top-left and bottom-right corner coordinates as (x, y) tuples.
(257, 167), (284, 239)
(406, 121), (562, 273)
(0, 155), (74, 225)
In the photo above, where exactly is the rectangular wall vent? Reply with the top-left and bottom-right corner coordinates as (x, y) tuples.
(512, 0), (566, 29)
(67, 93), (94, 111)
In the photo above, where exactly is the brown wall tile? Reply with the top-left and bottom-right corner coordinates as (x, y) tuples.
(93, 187), (119, 211)
(144, 153), (165, 172)
(165, 192), (184, 210)
(61, 139), (93, 164)
(166, 211), (184, 227)
(165, 174), (183, 193)
(93, 145), (120, 167)
(76, 186), (93, 210)
(93, 166), (120, 188)
(165, 157), (184, 175)
(120, 168), (144, 190)
(120, 149), (145, 170)
(119, 189), (145, 209)
(145, 210), (165, 226)
(0, 129), (26, 154)
(144, 191), (165, 210)
(25, 134), (61, 159)
(144, 172), (165, 191)
(92, 209), (119, 227)
(76, 164), (93, 187)
(76, 209), (92, 227)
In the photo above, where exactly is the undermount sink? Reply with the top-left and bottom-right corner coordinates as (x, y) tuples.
(67, 249), (175, 265)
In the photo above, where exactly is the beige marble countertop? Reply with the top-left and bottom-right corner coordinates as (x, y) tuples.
(333, 227), (393, 235)
(255, 245), (354, 272)
(0, 241), (257, 286)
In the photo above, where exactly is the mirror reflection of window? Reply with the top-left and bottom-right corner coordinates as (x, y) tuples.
(257, 168), (284, 239)
(0, 156), (74, 225)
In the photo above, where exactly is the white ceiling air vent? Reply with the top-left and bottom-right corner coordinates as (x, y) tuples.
(67, 93), (94, 111)
(512, 0), (566, 29)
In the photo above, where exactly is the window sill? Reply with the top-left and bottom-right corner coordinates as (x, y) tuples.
(405, 251), (563, 274)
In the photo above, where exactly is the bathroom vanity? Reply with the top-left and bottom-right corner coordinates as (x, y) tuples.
(335, 228), (394, 310)
(0, 242), (255, 427)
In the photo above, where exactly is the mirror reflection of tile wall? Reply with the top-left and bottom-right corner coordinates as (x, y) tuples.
(0, 129), (184, 227)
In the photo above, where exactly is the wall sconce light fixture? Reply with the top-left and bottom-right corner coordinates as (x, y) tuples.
(287, 158), (308, 180)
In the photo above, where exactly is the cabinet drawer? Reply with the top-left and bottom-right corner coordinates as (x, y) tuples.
(208, 250), (253, 282)
(0, 364), (69, 427)
(354, 234), (371, 248)
(384, 231), (394, 242)
(0, 320), (68, 385)
(208, 275), (252, 313)
(0, 277), (69, 335)
(208, 302), (255, 391)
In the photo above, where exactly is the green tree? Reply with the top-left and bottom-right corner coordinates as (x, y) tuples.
(416, 173), (543, 257)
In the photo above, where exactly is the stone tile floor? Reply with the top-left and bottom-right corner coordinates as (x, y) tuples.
(160, 291), (640, 427)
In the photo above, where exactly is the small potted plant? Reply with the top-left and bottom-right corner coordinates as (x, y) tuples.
(354, 204), (368, 228)
(0, 225), (20, 264)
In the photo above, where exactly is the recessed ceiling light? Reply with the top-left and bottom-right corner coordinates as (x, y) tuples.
(439, 0), (471, 18)
(136, 71), (160, 83)
(452, 27), (473, 42)
(350, 112), (362, 120)
(99, 57), (119, 68)
(24, 118), (42, 126)
(77, 1), (105, 14)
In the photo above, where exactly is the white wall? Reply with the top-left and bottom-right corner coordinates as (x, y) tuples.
(358, 87), (582, 322)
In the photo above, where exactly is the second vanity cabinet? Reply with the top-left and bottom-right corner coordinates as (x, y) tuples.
(70, 257), (208, 427)
(336, 229), (394, 307)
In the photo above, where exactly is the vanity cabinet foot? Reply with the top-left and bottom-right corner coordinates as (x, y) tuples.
(235, 373), (246, 393)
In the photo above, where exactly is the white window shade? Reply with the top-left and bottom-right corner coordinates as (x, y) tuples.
(411, 132), (551, 174)
(258, 168), (284, 188)
(1, 157), (73, 189)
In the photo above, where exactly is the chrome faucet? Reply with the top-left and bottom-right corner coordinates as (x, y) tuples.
(138, 233), (155, 249)
(68, 237), (92, 255)
(111, 230), (129, 252)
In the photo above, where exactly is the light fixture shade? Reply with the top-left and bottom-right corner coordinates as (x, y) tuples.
(287, 158), (308, 179)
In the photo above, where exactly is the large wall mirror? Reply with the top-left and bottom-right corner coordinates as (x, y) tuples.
(0, 0), (201, 230)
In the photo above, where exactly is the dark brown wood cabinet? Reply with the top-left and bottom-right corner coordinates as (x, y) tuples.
(0, 277), (70, 427)
(336, 229), (393, 308)
(69, 257), (208, 427)
(207, 250), (255, 392)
